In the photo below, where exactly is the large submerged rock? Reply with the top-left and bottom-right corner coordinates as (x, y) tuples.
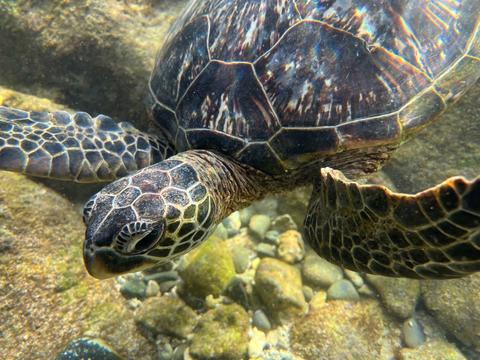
(0, 0), (188, 129)
(0, 171), (155, 359)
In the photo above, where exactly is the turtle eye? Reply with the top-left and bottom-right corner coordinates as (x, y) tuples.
(114, 221), (165, 255)
(83, 194), (98, 225)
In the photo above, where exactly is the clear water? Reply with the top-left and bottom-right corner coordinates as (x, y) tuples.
(0, 1), (479, 359)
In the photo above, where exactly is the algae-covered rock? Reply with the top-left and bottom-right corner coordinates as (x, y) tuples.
(0, 0), (187, 129)
(135, 296), (197, 339)
(0, 172), (155, 359)
(276, 230), (305, 264)
(190, 304), (249, 360)
(421, 274), (480, 350)
(254, 258), (306, 323)
(366, 274), (420, 319)
(179, 236), (236, 299)
(398, 340), (467, 360)
(290, 299), (397, 360)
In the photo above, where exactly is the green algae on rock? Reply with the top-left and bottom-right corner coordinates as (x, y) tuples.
(254, 258), (306, 324)
(190, 304), (249, 360)
(0, 171), (155, 359)
(135, 296), (197, 340)
(179, 236), (236, 299)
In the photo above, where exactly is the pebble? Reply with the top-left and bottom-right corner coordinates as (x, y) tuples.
(120, 278), (147, 300)
(212, 223), (228, 240)
(55, 338), (121, 360)
(252, 310), (272, 332)
(256, 243), (277, 258)
(249, 214), (272, 239)
(224, 276), (250, 309)
(271, 214), (298, 232)
(255, 258), (306, 324)
(264, 230), (280, 245)
(276, 230), (305, 264)
(159, 280), (178, 293)
(145, 280), (160, 297)
(156, 339), (174, 360)
(172, 344), (188, 360)
(253, 197), (278, 218)
(402, 318), (425, 348)
(302, 251), (343, 288)
(302, 286), (314, 302)
(344, 269), (364, 288)
(232, 247), (251, 273)
(143, 271), (179, 284)
(223, 211), (242, 237)
(239, 207), (255, 226)
(327, 279), (360, 301)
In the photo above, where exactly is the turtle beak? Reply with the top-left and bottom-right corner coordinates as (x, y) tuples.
(83, 247), (157, 279)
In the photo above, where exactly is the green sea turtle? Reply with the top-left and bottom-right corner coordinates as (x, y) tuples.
(0, 0), (479, 280)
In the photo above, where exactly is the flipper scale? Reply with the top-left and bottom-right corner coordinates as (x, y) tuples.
(304, 168), (480, 279)
(0, 106), (175, 183)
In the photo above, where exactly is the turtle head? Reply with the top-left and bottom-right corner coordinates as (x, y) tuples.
(82, 158), (216, 279)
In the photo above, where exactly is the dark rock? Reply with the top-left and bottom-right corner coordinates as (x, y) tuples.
(56, 338), (121, 360)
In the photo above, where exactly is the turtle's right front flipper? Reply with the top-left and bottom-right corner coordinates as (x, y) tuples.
(304, 168), (480, 279)
(0, 107), (174, 182)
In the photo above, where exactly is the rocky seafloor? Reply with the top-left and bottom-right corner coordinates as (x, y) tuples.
(0, 1), (479, 359)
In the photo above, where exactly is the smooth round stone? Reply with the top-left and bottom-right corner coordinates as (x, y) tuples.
(403, 318), (425, 348)
(271, 214), (298, 232)
(344, 269), (364, 288)
(302, 286), (314, 302)
(264, 230), (280, 245)
(276, 230), (305, 264)
(223, 211), (242, 236)
(212, 223), (228, 240)
(156, 340), (173, 360)
(172, 344), (188, 360)
(120, 278), (146, 300)
(56, 338), (121, 360)
(252, 309), (272, 332)
(146, 280), (160, 297)
(159, 280), (178, 293)
(256, 243), (277, 258)
(253, 197), (278, 218)
(302, 252), (343, 288)
(232, 247), (251, 274)
(143, 271), (179, 284)
(327, 280), (360, 301)
(239, 207), (256, 226)
(249, 214), (271, 239)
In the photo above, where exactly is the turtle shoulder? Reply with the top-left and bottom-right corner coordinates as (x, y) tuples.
(148, 0), (480, 175)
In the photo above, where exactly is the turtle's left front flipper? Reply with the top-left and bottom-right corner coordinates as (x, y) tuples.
(304, 168), (480, 279)
(0, 106), (175, 182)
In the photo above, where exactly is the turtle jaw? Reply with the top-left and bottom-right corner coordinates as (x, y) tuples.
(83, 247), (157, 279)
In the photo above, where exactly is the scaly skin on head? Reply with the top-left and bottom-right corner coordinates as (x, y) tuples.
(83, 149), (282, 279)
